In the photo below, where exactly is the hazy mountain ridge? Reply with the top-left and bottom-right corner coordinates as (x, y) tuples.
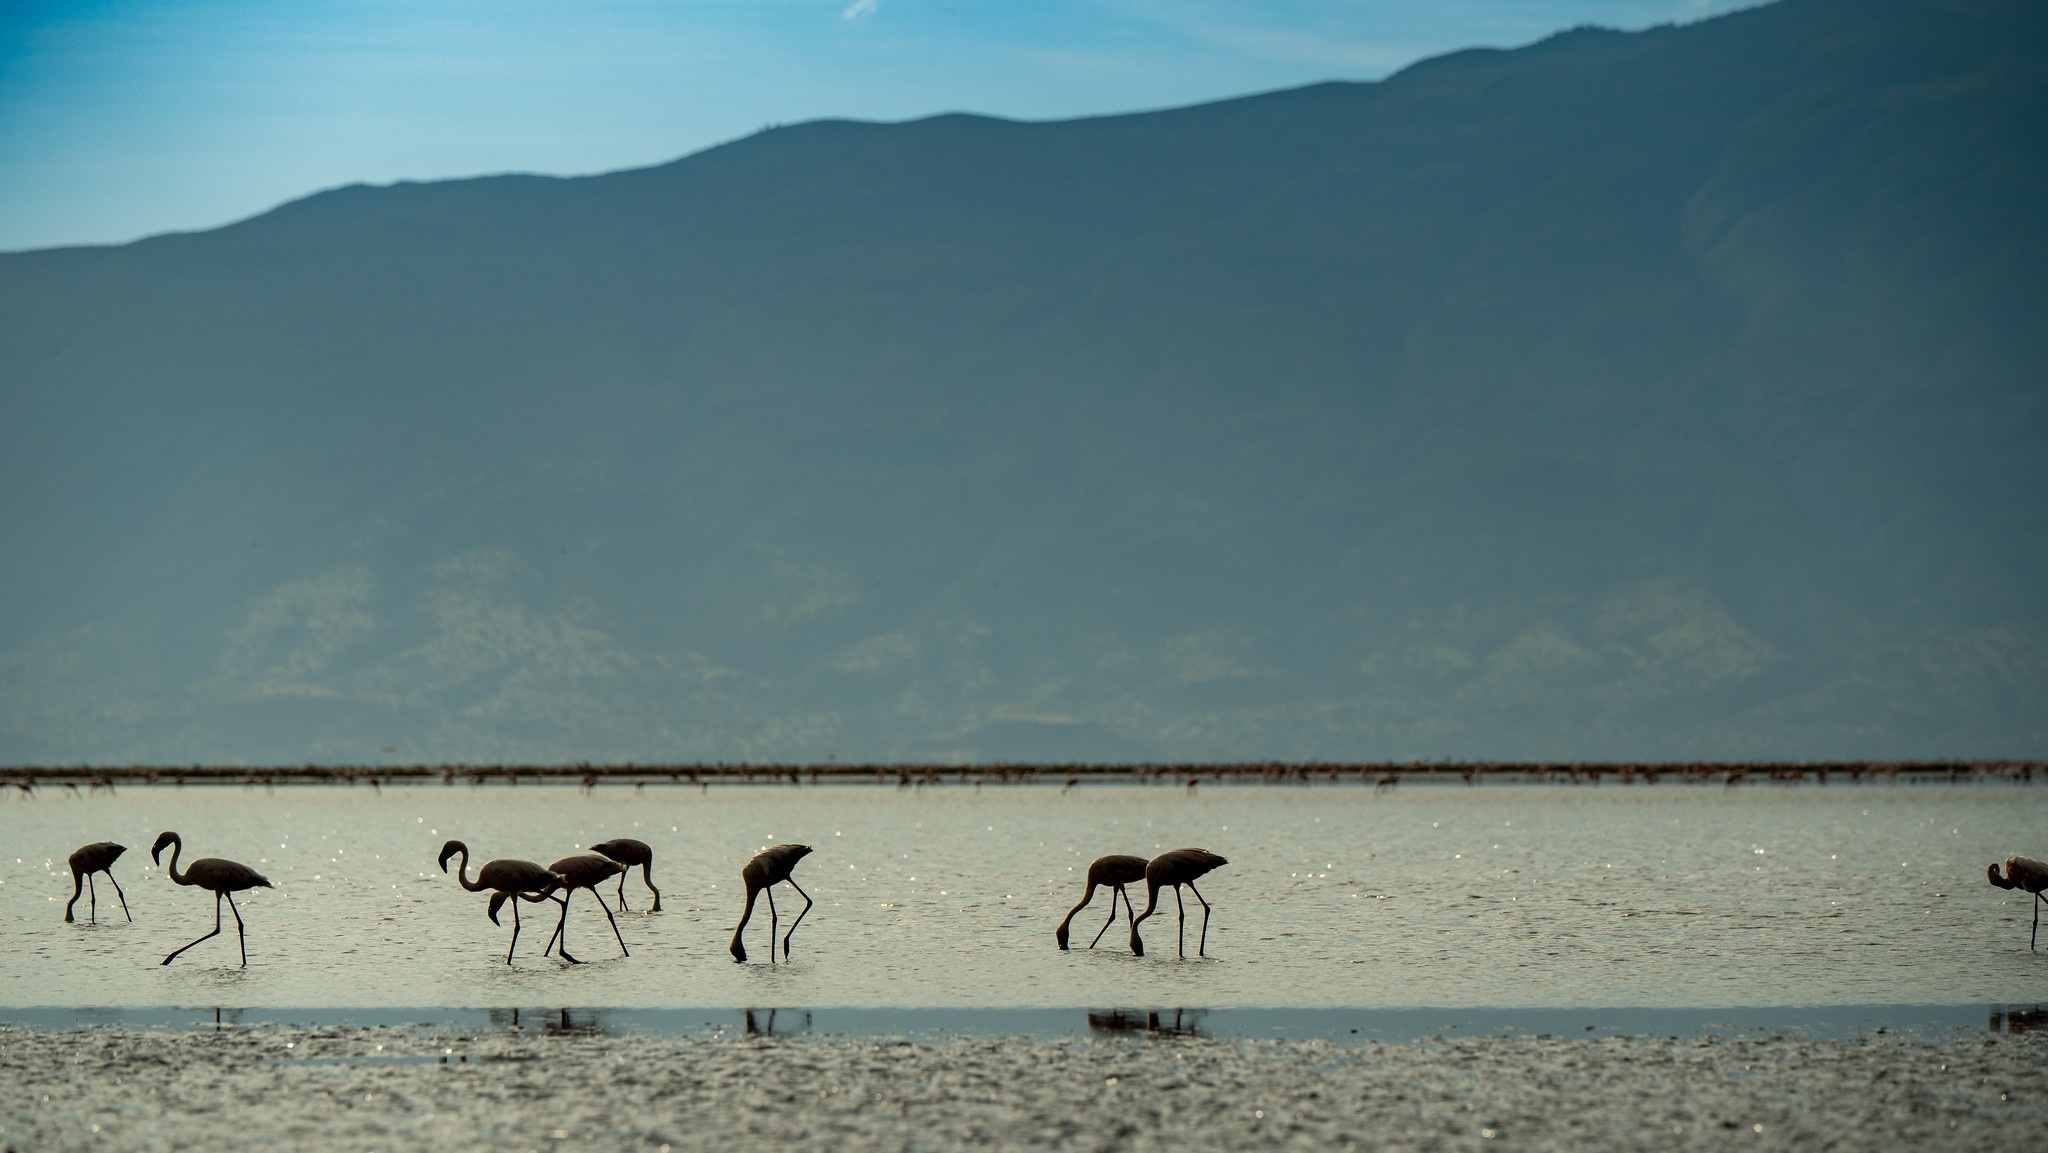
(1, 0), (2043, 763)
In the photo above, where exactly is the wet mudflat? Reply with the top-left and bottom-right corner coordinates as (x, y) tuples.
(3, 1022), (2044, 1152)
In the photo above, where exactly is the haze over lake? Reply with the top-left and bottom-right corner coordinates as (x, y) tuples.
(3, 0), (2043, 768)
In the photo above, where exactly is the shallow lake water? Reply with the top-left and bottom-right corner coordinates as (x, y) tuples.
(2, 782), (2044, 1011)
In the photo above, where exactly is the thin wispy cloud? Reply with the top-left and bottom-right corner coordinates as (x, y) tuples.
(842, 0), (877, 20)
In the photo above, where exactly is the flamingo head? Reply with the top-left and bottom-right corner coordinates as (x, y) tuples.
(1989, 862), (2017, 889)
(438, 840), (466, 872)
(150, 831), (178, 864)
(487, 891), (510, 924)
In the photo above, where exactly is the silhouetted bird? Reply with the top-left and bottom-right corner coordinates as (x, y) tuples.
(1130, 848), (1228, 958)
(152, 832), (271, 967)
(64, 841), (130, 924)
(730, 843), (813, 962)
(1988, 855), (2048, 951)
(1055, 854), (1148, 951)
(590, 837), (661, 912)
(438, 840), (566, 965)
(540, 853), (629, 961)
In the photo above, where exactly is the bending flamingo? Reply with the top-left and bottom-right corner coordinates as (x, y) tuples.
(64, 841), (131, 924)
(540, 853), (630, 960)
(1055, 854), (1147, 951)
(590, 838), (661, 912)
(730, 843), (813, 962)
(152, 832), (271, 966)
(1130, 848), (1228, 958)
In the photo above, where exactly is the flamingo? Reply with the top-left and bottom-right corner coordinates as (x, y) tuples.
(1054, 854), (1148, 951)
(151, 832), (271, 967)
(589, 838), (661, 912)
(730, 843), (813, 962)
(1129, 848), (1228, 958)
(438, 840), (566, 964)
(64, 841), (131, 924)
(1987, 855), (2048, 951)
(539, 853), (630, 961)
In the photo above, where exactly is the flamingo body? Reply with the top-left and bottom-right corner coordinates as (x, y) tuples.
(1130, 848), (1228, 958)
(589, 837), (661, 912)
(731, 843), (814, 963)
(1055, 854), (1148, 951)
(438, 840), (565, 964)
(1988, 855), (2048, 950)
(541, 854), (630, 960)
(65, 841), (130, 924)
(151, 832), (271, 966)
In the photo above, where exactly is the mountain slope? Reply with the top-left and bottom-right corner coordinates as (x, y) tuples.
(1, 0), (2043, 763)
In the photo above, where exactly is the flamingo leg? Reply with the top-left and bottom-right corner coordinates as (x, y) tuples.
(88, 873), (99, 923)
(766, 887), (779, 965)
(162, 891), (224, 965)
(65, 871), (83, 923)
(108, 870), (131, 921)
(782, 878), (812, 959)
(1187, 881), (1213, 957)
(507, 897), (522, 965)
(547, 890), (583, 964)
(642, 862), (661, 913)
(1175, 885), (1187, 958)
(1087, 894), (1118, 949)
(614, 872), (631, 914)
(595, 887), (630, 956)
(2034, 892), (2041, 952)
(226, 891), (248, 967)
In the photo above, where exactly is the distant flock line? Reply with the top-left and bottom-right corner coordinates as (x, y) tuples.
(4, 760), (2041, 793)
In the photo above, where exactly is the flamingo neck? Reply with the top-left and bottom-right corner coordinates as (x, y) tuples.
(1133, 880), (1164, 923)
(452, 847), (484, 892)
(162, 839), (189, 885)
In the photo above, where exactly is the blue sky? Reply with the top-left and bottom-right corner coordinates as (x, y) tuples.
(0, 1), (1749, 251)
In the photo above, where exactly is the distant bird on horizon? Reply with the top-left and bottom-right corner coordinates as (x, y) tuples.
(152, 832), (270, 967)
(1987, 855), (2048, 951)
(540, 853), (630, 961)
(590, 838), (661, 913)
(438, 840), (566, 965)
(731, 843), (813, 963)
(1130, 848), (1228, 958)
(64, 841), (131, 924)
(1055, 854), (1148, 951)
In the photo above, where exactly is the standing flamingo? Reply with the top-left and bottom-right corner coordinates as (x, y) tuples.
(1055, 854), (1147, 951)
(1129, 848), (1228, 958)
(438, 840), (567, 964)
(539, 854), (630, 961)
(1987, 855), (2048, 951)
(730, 843), (813, 962)
(590, 838), (661, 912)
(151, 832), (271, 967)
(64, 841), (131, 924)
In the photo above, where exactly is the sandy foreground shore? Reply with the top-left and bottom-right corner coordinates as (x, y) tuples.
(2, 1024), (2043, 1152)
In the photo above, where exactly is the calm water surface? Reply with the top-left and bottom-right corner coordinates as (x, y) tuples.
(2, 783), (2043, 1009)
